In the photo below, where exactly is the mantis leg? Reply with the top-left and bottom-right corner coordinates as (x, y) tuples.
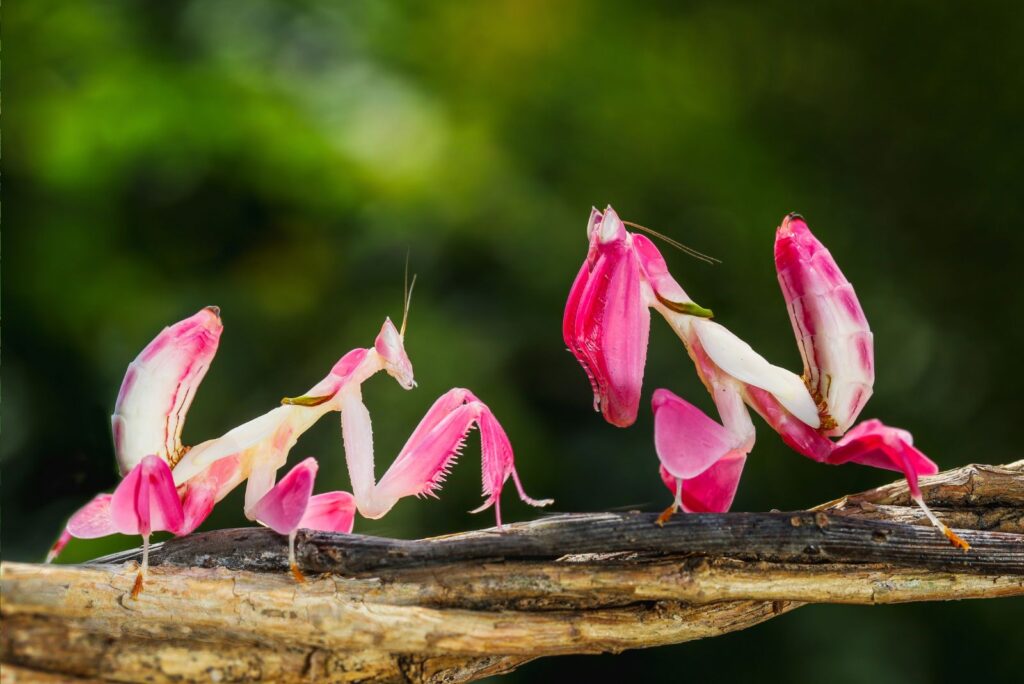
(49, 456), (185, 594)
(654, 378), (755, 523)
(829, 420), (966, 549)
(248, 457), (318, 581)
(247, 458), (358, 582)
(341, 387), (551, 527)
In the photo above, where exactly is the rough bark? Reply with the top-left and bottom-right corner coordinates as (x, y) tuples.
(3, 461), (1022, 683)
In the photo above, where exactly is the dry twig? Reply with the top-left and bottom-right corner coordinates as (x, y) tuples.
(3, 460), (1022, 683)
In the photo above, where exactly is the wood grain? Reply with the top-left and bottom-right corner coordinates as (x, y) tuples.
(3, 460), (1022, 683)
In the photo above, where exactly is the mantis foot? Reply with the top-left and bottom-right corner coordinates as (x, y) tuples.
(913, 495), (971, 552)
(655, 503), (678, 527)
(130, 572), (145, 599)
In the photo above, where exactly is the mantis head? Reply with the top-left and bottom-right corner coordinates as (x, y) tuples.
(586, 205), (629, 248)
(375, 317), (415, 390)
(376, 268), (418, 390)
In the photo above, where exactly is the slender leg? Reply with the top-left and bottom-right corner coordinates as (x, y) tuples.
(249, 457), (319, 579)
(655, 477), (684, 527)
(287, 530), (305, 582)
(830, 421), (968, 550)
(651, 326), (758, 525)
(342, 388), (550, 526)
(131, 534), (150, 599)
(912, 495), (970, 551)
(339, 387), (379, 512)
(243, 450), (283, 520)
(45, 529), (73, 564)
(106, 456), (184, 598)
(653, 384), (754, 522)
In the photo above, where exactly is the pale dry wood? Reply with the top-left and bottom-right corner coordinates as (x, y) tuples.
(2, 460), (1022, 683)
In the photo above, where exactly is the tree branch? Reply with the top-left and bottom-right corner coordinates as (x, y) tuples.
(3, 461), (1022, 683)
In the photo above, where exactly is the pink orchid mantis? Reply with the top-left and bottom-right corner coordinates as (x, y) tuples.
(48, 306), (243, 595)
(172, 312), (551, 574)
(52, 300), (550, 591)
(564, 206), (966, 549)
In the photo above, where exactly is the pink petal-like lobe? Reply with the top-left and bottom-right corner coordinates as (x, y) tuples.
(829, 419), (939, 497)
(177, 454), (246, 535)
(658, 453), (746, 513)
(109, 455), (186, 536)
(298, 491), (356, 533)
(250, 457), (318, 535)
(66, 494), (118, 539)
(652, 389), (742, 480)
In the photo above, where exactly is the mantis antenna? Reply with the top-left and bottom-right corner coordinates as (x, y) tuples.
(622, 220), (721, 265)
(401, 254), (418, 338)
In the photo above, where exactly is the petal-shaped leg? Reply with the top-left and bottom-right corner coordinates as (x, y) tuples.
(298, 491), (356, 534)
(829, 420), (964, 549)
(107, 455), (186, 597)
(249, 457), (318, 535)
(653, 388), (753, 524)
(243, 448), (288, 519)
(48, 493), (119, 563)
(658, 451), (747, 513)
(177, 485), (215, 537)
(109, 455), (186, 537)
(829, 419), (939, 485)
(66, 494), (118, 539)
(49, 453), (191, 563)
(177, 455), (246, 535)
(249, 457), (319, 581)
(653, 389), (745, 480)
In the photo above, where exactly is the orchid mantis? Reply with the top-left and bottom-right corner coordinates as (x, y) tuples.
(171, 311), (551, 567)
(52, 299), (550, 594)
(49, 306), (357, 592)
(564, 206), (966, 549)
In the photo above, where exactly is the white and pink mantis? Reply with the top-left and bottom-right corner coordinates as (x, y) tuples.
(51, 301), (550, 594)
(563, 206), (967, 549)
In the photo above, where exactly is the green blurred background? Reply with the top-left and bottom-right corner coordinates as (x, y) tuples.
(6, 1), (1023, 681)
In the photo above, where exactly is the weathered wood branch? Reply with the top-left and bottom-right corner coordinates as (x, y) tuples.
(3, 460), (1022, 683)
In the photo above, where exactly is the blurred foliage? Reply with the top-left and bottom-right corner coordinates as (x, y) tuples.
(5, 1), (1023, 681)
